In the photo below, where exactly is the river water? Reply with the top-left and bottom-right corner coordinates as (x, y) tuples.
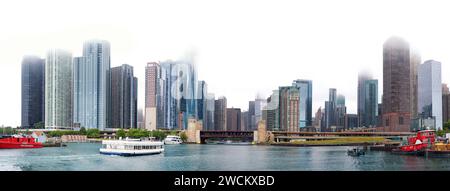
(0, 143), (449, 171)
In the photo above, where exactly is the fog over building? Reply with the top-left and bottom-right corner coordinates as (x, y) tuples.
(73, 40), (111, 130)
(358, 71), (379, 128)
(382, 36), (412, 132)
(21, 56), (45, 129)
(45, 49), (73, 129)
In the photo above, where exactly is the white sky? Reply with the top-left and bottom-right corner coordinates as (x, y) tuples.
(1, 0), (449, 127)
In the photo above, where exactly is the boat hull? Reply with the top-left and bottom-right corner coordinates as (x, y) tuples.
(0, 142), (43, 149)
(99, 148), (164, 156)
(164, 141), (182, 145)
(391, 149), (425, 156)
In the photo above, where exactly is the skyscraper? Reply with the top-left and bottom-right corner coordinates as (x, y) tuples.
(214, 97), (227, 131)
(226, 108), (241, 131)
(145, 62), (160, 131)
(335, 94), (346, 129)
(357, 71), (371, 127)
(344, 114), (358, 129)
(158, 59), (198, 130)
(21, 56), (45, 129)
(364, 80), (378, 127)
(443, 84), (450, 125)
(325, 88), (337, 129)
(111, 64), (138, 129)
(279, 86), (300, 132)
(410, 50), (421, 119)
(313, 107), (323, 132)
(137, 108), (144, 128)
(254, 97), (267, 130)
(264, 90), (280, 131)
(241, 111), (249, 131)
(443, 84), (450, 95)
(248, 101), (255, 130)
(418, 60), (442, 130)
(292, 79), (313, 128)
(45, 49), (73, 129)
(358, 71), (379, 128)
(205, 93), (215, 131)
(247, 97), (267, 131)
(197, 81), (207, 128)
(73, 40), (111, 130)
(382, 36), (411, 132)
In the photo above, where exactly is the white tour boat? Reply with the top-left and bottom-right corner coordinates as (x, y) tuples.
(99, 137), (164, 156)
(164, 135), (183, 145)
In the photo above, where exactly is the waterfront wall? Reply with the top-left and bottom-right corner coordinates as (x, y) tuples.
(61, 135), (88, 142)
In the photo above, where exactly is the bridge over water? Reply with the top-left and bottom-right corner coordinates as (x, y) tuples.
(198, 130), (415, 144)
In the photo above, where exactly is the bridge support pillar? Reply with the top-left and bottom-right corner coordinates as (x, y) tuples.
(187, 118), (203, 143)
(255, 120), (267, 144)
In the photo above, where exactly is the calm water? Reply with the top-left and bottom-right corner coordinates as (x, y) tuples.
(1, 143), (450, 171)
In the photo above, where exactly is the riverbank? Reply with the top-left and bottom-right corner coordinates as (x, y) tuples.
(42, 142), (67, 147)
(272, 137), (388, 147)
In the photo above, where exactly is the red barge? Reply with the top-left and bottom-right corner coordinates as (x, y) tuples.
(0, 135), (43, 149)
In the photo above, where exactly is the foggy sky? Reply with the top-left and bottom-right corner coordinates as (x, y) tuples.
(1, 0), (449, 126)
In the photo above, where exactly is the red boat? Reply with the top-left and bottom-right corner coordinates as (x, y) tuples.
(392, 130), (435, 155)
(0, 135), (43, 149)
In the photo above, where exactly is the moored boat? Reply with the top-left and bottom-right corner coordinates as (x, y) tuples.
(0, 135), (43, 149)
(99, 138), (164, 156)
(164, 135), (182, 145)
(391, 130), (435, 155)
(424, 142), (450, 158)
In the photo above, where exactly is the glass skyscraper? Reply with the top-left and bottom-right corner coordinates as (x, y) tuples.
(363, 79), (378, 127)
(196, 81), (208, 129)
(292, 79), (312, 128)
(21, 56), (45, 128)
(325, 88), (337, 129)
(111, 64), (138, 129)
(158, 58), (198, 130)
(418, 60), (442, 130)
(45, 49), (73, 129)
(205, 93), (215, 131)
(358, 71), (378, 128)
(73, 40), (111, 130)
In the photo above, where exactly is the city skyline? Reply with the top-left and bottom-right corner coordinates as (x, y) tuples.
(2, 0), (450, 127)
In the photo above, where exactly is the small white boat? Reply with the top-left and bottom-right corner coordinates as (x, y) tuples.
(164, 135), (183, 145)
(99, 137), (164, 156)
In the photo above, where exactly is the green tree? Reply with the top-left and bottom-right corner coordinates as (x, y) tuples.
(86, 129), (100, 138)
(126, 128), (150, 138)
(79, 127), (87, 135)
(150, 130), (167, 140)
(443, 121), (450, 131)
(0, 127), (16, 135)
(116, 129), (126, 138)
(179, 131), (188, 142)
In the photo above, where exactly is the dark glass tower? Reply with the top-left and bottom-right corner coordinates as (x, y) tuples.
(292, 79), (313, 128)
(111, 64), (138, 128)
(21, 56), (45, 128)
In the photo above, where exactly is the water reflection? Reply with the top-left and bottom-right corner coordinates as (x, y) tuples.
(1, 143), (450, 171)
